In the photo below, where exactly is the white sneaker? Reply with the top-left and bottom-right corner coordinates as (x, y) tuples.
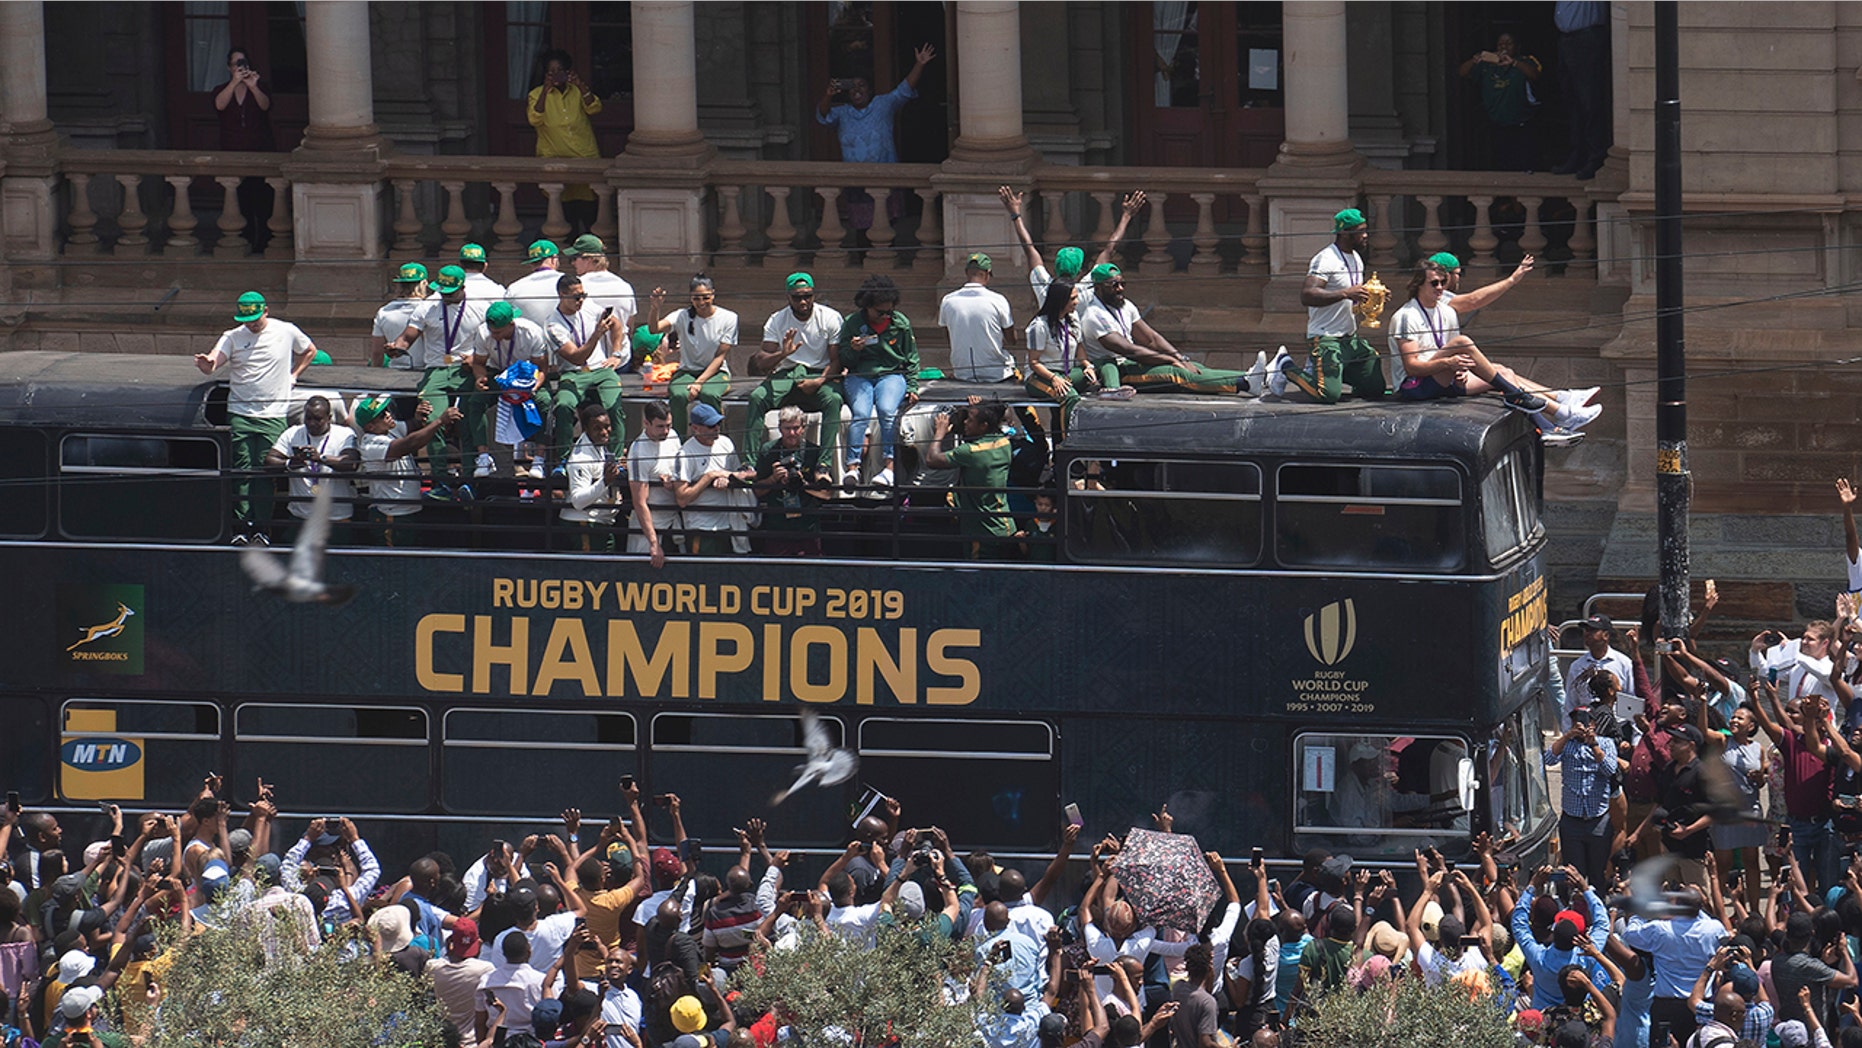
(1094, 386), (1136, 400)
(523, 463), (544, 480)
(474, 452), (494, 477)
(1547, 397), (1604, 430)
(1566, 386), (1601, 406)
(842, 468), (862, 489)
(1541, 427), (1586, 448)
(1245, 351), (1268, 393)
(871, 467), (893, 487)
(1267, 346), (1291, 397)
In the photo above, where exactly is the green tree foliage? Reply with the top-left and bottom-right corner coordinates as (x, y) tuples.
(729, 923), (1002, 1047)
(141, 902), (443, 1048)
(1295, 978), (1518, 1048)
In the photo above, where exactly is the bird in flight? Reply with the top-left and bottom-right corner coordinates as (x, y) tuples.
(771, 708), (858, 806)
(241, 483), (357, 606)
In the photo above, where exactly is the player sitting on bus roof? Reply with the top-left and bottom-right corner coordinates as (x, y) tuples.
(1387, 261), (1602, 437)
(1079, 265), (1258, 396)
(263, 395), (360, 542)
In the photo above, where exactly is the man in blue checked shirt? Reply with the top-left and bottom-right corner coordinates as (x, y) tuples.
(1545, 705), (1619, 890)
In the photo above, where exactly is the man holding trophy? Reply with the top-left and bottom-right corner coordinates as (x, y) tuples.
(1270, 208), (1391, 404)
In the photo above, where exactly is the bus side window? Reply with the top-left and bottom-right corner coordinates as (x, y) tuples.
(1292, 732), (1472, 857)
(1276, 464), (1464, 572)
(1064, 458), (1261, 566)
(442, 709), (636, 817)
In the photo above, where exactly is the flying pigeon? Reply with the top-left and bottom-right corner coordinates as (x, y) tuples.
(241, 483), (357, 606)
(770, 708), (858, 806)
(1611, 853), (1700, 920)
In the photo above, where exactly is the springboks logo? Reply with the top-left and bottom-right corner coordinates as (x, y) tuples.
(1303, 599), (1357, 666)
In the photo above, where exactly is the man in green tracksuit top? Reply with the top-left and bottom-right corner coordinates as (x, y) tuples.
(926, 401), (1014, 560)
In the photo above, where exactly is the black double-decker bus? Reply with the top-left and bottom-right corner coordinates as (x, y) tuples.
(0, 352), (1553, 873)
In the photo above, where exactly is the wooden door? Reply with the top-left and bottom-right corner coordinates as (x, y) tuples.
(1130, 1), (1284, 170)
(164, 1), (308, 152)
(484, 2), (636, 158)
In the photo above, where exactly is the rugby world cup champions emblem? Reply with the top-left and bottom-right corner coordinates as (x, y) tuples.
(1303, 599), (1358, 666)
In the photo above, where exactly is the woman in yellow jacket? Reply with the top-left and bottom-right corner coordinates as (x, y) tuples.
(528, 49), (602, 235)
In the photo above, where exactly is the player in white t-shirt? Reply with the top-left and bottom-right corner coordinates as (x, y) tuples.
(264, 395), (360, 533)
(372, 262), (429, 370)
(544, 274), (626, 474)
(1842, 478), (1862, 597)
(196, 291), (318, 542)
(937, 253), (1018, 383)
(646, 275), (738, 436)
(566, 235), (635, 360)
(1078, 265), (1251, 395)
(999, 185), (1146, 312)
(626, 400), (683, 567)
(456, 243), (508, 302)
(671, 402), (755, 556)
(1268, 209), (1385, 403)
(351, 394), (460, 545)
(505, 239), (569, 330)
(1385, 258), (1601, 435)
(383, 267), (489, 490)
(745, 272), (846, 463)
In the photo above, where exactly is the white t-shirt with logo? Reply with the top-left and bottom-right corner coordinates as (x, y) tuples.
(666, 308), (740, 372)
(212, 320), (313, 419)
(677, 435), (753, 540)
(1307, 245), (1364, 339)
(270, 423), (358, 520)
(938, 283), (1016, 382)
(761, 305), (845, 371)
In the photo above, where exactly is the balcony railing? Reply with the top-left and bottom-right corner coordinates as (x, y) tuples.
(45, 148), (1611, 287)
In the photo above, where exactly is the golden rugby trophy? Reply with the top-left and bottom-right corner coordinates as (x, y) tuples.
(1356, 272), (1390, 329)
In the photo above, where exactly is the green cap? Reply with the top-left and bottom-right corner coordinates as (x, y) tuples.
(1334, 208), (1367, 231)
(458, 243), (488, 263)
(233, 291), (266, 322)
(392, 262), (427, 284)
(1054, 247), (1085, 280)
(1427, 252), (1461, 270)
(631, 326), (665, 355)
(785, 272), (814, 291)
(431, 266), (467, 294)
(310, 349), (332, 366)
(486, 301), (517, 327)
(526, 239), (560, 264)
(353, 394), (391, 428)
(1089, 263), (1121, 284)
(965, 252), (992, 273)
(563, 234), (606, 259)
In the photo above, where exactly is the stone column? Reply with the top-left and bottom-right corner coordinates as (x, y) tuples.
(0, 0), (58, 283)
(625, 1), (707, 157)
(939, 1), (1036, 284)
(1259, 0), (1360, 307)
(1277, 1), (1353, 167)
(614, 1), (711, 272)
(285, 0), (386, 297)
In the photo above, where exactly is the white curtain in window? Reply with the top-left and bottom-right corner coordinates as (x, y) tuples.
(508, 1), (549, 100)
(185, 2), (232, 93)
(1152, 1), (1192, 107)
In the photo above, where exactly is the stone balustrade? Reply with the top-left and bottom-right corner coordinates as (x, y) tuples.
(42, 148), (1613, 300)
(58, 150), (291, 260)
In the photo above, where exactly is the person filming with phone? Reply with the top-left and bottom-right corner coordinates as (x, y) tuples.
(212, 47), (276, 252)
(528, 48), (603, 236)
